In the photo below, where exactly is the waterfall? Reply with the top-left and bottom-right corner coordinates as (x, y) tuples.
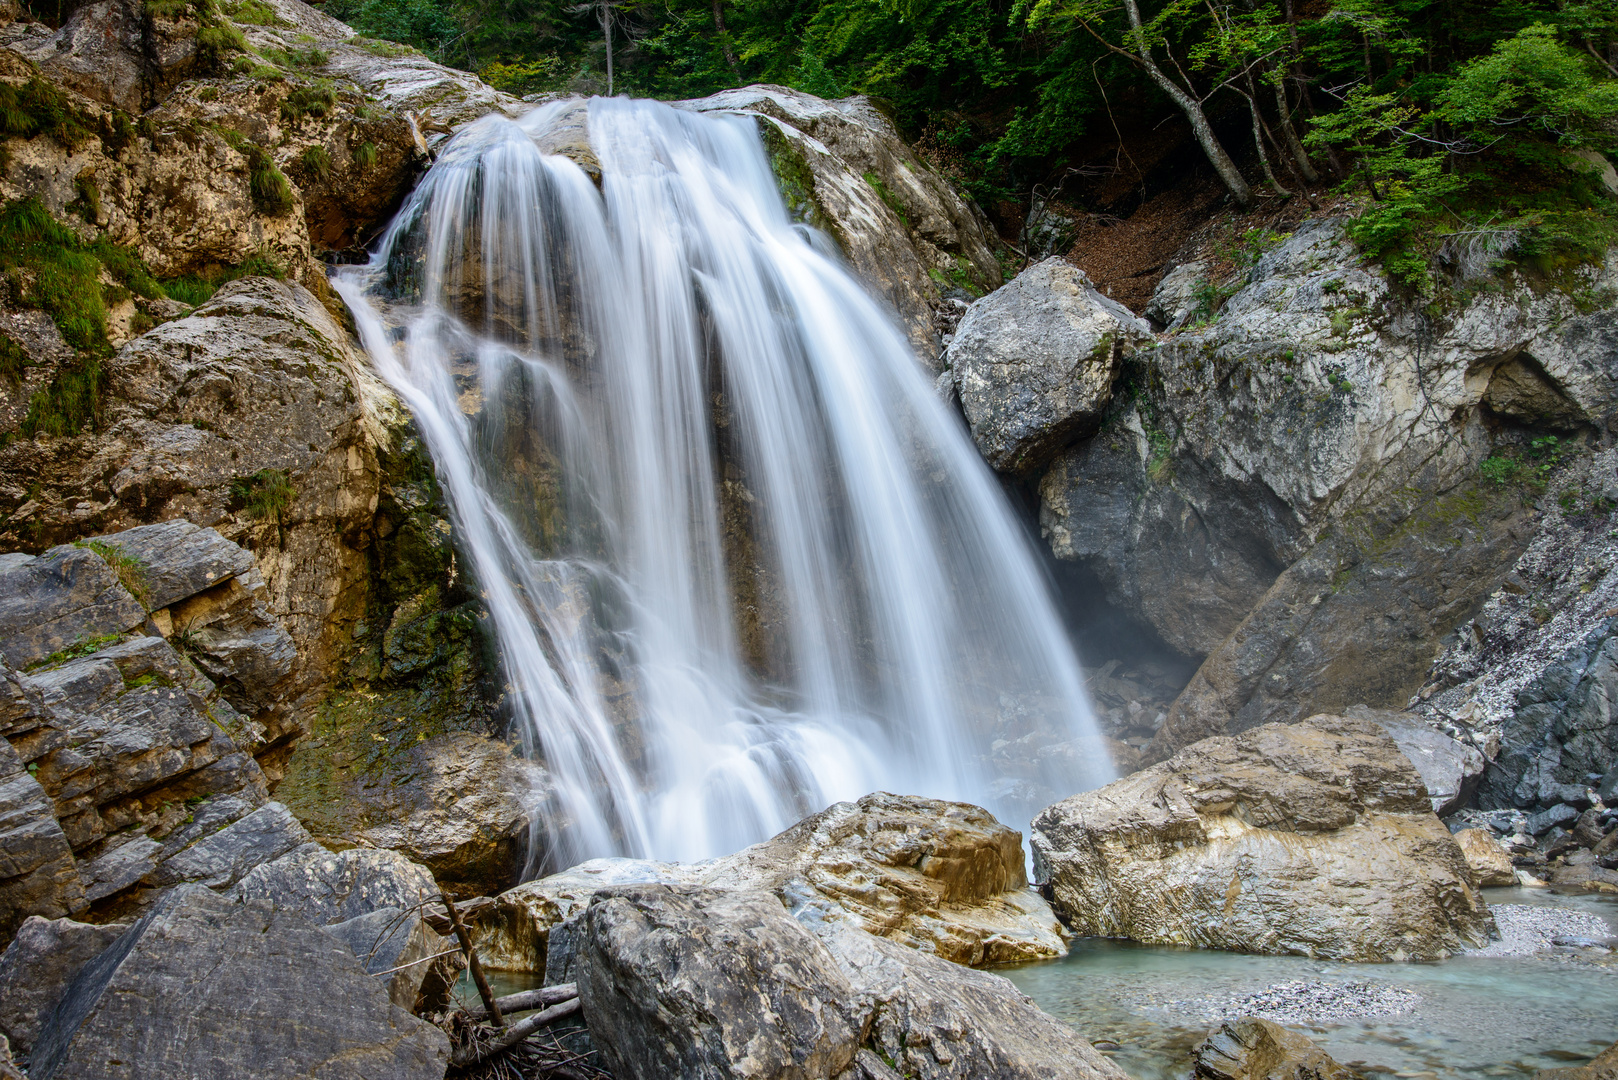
(333, 96), (1113, 872)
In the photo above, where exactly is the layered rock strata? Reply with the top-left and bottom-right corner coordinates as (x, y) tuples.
(1031, 716), (1494, 960)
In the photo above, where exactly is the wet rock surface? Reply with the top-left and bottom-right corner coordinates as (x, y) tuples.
(944, 257), (1152, 473)
(1534, 1039), (1618, 1080)
(1032, 716), (1494, 960)
(28, 884), (449, 1080)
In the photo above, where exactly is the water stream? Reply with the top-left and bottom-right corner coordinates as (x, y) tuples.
(333, 96), (1112, 871)
(1005, 890), (1618, 1080)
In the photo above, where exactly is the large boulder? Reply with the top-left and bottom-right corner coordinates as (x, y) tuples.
(477, 793), (1068, 973)
(705, 791), (1069, 966)
(28, 885), (448, 1080)
(817, 921), (1129, 1080)
(573, 882), (1129, 1080)
(323, 906), (461, 1013)
(1031, 716), (1494, 961)
(681, 85), (1002, 366)
(0, 915), (125, 1056)
(1192, 1018), (1358, 1080)
(578, 884), (866, 1080)
(944, 257), (1152, 473)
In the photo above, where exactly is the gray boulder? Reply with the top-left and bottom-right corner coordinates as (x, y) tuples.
(1144, 260), (1212, 329)
(0, 547), (147, 669)
(945, 258), (1151, 473)
(148, 802), (312, 890)
(1352, 707), (1486, 815)
(818, 922), (1129, 1080)
(578, 885), (865, 1080)
(324, 907), (460, 1013)
(0, 916), (125, 1056)
(233, 843), (438, 925)
(29, 885), (448, 1080)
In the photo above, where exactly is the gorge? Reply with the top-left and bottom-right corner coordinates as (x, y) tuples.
(0, 0), (1615, 1077)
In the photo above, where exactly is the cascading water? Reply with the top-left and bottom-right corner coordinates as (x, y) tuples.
(334, 96), (1114, 873)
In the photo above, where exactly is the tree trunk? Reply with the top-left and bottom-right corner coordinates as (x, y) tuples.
(1269, 68), (1319, 181)
(1243, 84), (1290, 197)
(1119, 0), (1252, 206)
(602, 0), (615, 95)
(713, 0), (741, 75)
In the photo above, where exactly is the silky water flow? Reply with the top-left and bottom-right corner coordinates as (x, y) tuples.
(334, 97), (1114, 874)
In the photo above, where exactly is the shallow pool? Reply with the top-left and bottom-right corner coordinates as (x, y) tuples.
(1002, 890), (1618, 1080)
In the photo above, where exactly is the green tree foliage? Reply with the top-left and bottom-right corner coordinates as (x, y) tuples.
(322, 0), (1618, 283)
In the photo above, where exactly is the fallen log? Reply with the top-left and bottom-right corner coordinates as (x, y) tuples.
(450, 997), (585, 1069)
(465, 983), (578, 1022)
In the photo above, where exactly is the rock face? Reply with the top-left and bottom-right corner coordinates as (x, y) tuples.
(681, 85), (1002, 365)
(579, 885), (865, 1080)
(286, 730), (542, 898)
(1031, 716), (1494, 961)
(477, 793), (1068, 973)
(1193, 1018), (1358, 1080)
(575, 882), (1129, 1080)
(0, 525), (319, 934)
(0, 916), (125, 1056)
(943, 258), (1153, 472)
(1034, 218), (1617, 757)
(28, 884), (448, 1080)
(323, 906), (461, 1013)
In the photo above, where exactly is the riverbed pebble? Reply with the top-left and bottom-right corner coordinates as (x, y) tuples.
(1468, 904), (1615, 957)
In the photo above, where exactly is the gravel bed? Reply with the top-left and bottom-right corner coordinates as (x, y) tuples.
(1468, 904), (1616, 958)
(1145, 979), (1422, 1026)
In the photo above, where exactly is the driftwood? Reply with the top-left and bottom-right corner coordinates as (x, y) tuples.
(450, 998), (584, 1069)
(442, 894), (503, 1027)
(466, 984), (579, 1022)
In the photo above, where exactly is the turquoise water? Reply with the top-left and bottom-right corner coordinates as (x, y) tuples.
(1003, 890), (1618, 1080)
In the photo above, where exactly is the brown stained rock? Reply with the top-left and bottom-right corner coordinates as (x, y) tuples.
(707, 791), (1069, 966)
(480, 793), (1069, 974)
(1031, 716), (1495, 961)
(945, 258), (1152, 474)
(1193, 1018), (1359, 1080)
(1454, 828), (1518, 888)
